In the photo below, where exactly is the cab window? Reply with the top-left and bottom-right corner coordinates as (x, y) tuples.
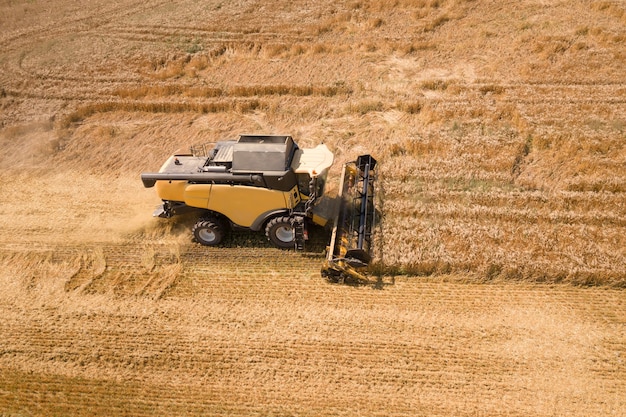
(297, 174), (312, 196)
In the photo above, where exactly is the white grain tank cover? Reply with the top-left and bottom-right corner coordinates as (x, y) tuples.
(291, 144), (334, 177)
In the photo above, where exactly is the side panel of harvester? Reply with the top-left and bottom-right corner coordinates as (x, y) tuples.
(156, 181), (300, 230)
(203, 184), (298, 230)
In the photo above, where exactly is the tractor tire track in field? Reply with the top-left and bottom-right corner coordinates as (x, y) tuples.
(0, 0), (310, 99)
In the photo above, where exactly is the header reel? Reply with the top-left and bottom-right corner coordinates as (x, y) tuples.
(322, 155), (377, 284)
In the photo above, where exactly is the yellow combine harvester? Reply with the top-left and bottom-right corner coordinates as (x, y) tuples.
(141, 135), (377, 282)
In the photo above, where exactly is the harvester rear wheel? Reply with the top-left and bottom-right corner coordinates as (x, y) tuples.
(192, 219), (224, 246)
(265, 216), (295, 249)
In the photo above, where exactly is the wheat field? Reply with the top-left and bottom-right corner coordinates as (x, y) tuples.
(0, 0), (625, 416)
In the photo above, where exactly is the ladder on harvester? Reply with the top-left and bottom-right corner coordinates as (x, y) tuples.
(322, 155), (377, 283)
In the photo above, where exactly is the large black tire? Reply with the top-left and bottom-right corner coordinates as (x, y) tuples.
(265, 216), (295, 249)
(192, 219), (225, 246)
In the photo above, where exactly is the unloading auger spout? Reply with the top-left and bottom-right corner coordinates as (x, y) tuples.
(322, 155), (377, 283)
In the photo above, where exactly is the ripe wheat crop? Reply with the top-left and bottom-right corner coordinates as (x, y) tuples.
(0, 0), (625, 415)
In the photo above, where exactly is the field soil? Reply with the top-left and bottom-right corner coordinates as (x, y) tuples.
(0, 0), (625, 416)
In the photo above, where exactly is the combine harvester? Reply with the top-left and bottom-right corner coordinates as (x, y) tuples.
(141, 135), (377, 283)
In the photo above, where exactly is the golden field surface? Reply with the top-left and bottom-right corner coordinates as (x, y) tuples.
(0, 0), (624, 415)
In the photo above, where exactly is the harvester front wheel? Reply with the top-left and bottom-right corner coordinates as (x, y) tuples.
(265, 216), (295, 249)
(192, 219), (224, 246)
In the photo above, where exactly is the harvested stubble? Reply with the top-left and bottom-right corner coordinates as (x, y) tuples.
(0, 243), (624, 416)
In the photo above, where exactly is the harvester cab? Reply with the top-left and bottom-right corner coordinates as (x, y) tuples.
(141, 134), (377, 282)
